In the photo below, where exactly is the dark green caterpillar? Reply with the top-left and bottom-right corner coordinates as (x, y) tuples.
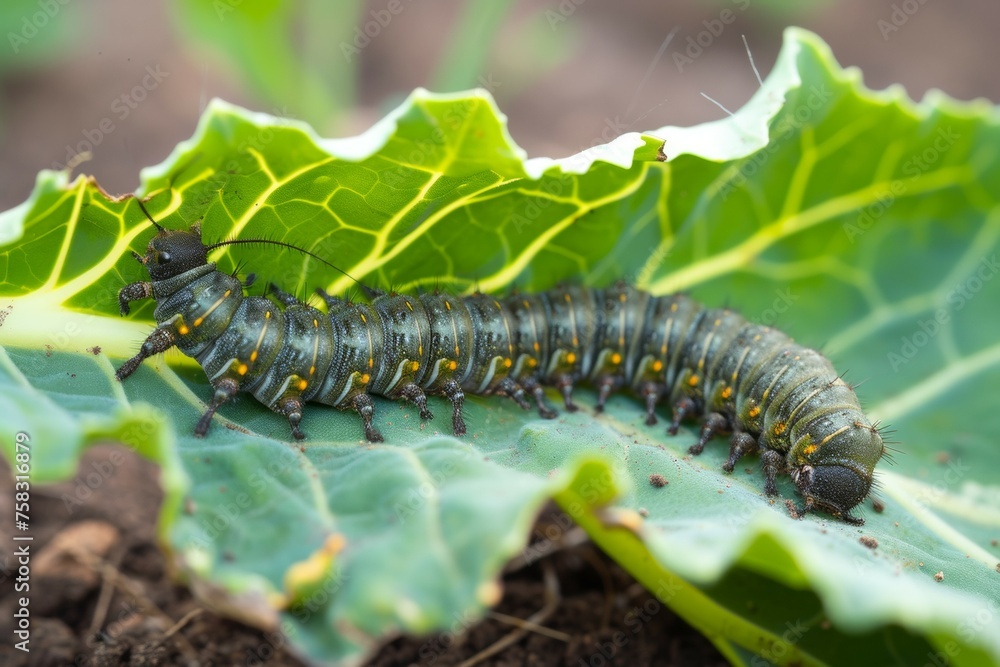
(116, 205), (886, 524)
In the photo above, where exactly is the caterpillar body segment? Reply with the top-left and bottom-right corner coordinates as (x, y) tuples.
(117, 224), (885, 524)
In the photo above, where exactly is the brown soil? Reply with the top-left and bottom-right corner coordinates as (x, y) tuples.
(0, 446), (725, 667)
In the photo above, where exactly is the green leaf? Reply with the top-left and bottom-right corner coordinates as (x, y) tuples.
(2, 27), (999, 667)
(169, 0), (363, 132)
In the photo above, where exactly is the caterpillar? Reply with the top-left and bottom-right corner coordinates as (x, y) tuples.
(116, 201), (886, 525)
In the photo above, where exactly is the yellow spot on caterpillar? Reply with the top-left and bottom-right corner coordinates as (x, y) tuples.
(405, 301), (413, 311)
(803, 444), (818, 456)
(177, 324), (190, 335)
(444, 301), (452, 311)
(193, 316), (204, 327)
(533, 341), (540, 353)
(721, 386), (733, 399)
(670, 303), (678, 312)
(773, 421), (787, 436)
(494, 300), (502, 311)
(564, 293), (571, 303)
(651, 360), (663, 373)
(360, 313), (367, 323)
(313, 319), (318, 328)
(528, 357), (538, 368)
(309, 365), (315, 376)
(448, 360), (457, 371)
(298, 379), (308, 391)
(224, 290), (232, 297)
(503, 358), (512, 368)
(572, 336), (579, 347)
(522, 299), (530, 309)
(748, 405), (761, 418)
(714, 318), (721, 326)
(237, 363), (248, 375)
(265, 311), (272, 319)
(368, 357), (374, 368)
(611, 352), (622, 365)
(250, 351), (258, 362)
(418, 344), (423, 356)
(360, 373), (370, 384)
(566, 352), (577, 364)
(619, 293), (627, 302)
(687, 374), (699, 387)
(411, 361), (420, 372)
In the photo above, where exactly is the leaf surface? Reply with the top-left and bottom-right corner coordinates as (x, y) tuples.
(1, 28), (998, 667)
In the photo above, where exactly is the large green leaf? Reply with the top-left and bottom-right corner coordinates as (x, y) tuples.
(2, 27), (999, 667)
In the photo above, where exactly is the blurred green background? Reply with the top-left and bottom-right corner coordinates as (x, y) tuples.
(0, 0), (996, 209)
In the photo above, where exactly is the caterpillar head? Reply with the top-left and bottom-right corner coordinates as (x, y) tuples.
(139, 224), (208, 281)
(790, 425), (884, 524)
(129, 197), (356, 287)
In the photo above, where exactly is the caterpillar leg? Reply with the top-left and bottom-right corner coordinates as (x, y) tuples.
(397, 383), (434, 421)
(352, 393), (384, 443)
(667, 397), (697, 436)
(195, 378), (240, 437)
(118, 280), (153, 316)
(722, 431), (758, 473)
(785, 496), (866, 525)
(593, 376), (617, 413)
(495, 377), (531, 410)
(689, 412), (729, 455)
(115, 327), (176, 381)
(443, 380), (467, 436)
(555, 375), (579, 412)
(761, 448), (784, 496)
(640, 382), (661, 426)
(278, 396), (306, 440)
(521, 377), (558, 419)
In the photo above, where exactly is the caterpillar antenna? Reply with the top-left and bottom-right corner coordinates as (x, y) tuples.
(134, 197), (166, 233)
(205, 237), (363, 287)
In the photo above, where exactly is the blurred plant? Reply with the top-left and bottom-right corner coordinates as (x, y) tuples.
(0, 0), (86, 136)
(169, 0), (573, 134)
(171, 0), (362, 133)
(0, 0), (84, 70)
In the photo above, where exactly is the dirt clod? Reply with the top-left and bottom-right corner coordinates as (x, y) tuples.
(0, 448), (725, 667)
(859, 536), (878, 550)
